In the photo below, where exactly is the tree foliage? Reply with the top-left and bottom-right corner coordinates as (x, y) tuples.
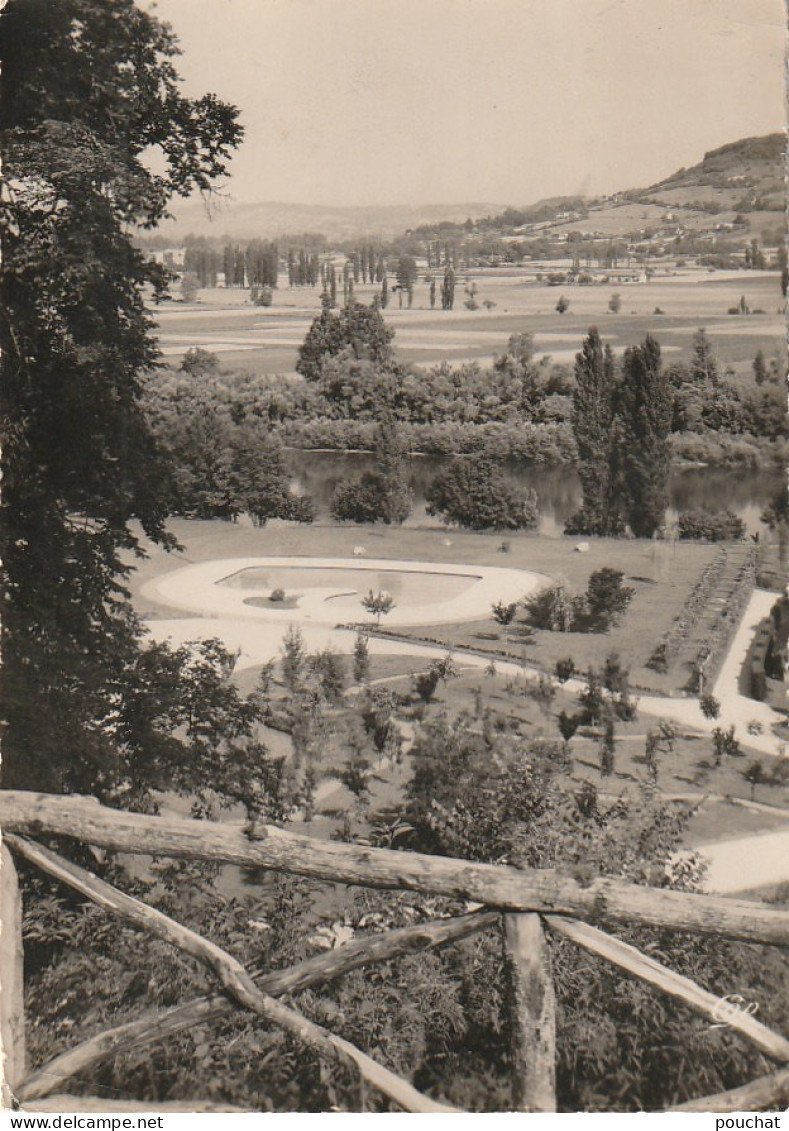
(524, 569), (633, 633)
(584, 568), (635, 629)
(677, 509), (746, 541)
(619, 335), (672, 537)
(568, 328), (621, 535)
(296, 300), (394, 381)
(361, 590), (395, 624)
(568, 329), (672, 538)
(330, 416), (412, 524)
(426, 454), (539, 531)
(0, 0), (242, 792)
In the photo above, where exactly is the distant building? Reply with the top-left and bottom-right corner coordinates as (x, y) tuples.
(150, 247), (186, 270)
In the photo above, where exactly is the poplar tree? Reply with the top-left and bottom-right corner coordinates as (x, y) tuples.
(618, 335), (672, 537)
(569, 328), (620, 535)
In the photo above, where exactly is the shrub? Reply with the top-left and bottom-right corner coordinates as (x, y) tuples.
(309, 649), (346, 703)
(251, 284), (273, 307)
(524, 584), (576, 631)
(491, 601), (517, 626)
(269, 588), (286, 602)
(564, 507), (625, 537)
(584, 568), (635, 630)
(425, 454), (539, 531)
(555, 657), (576, 683)
(577, 669), (605, 725)
(712, 725), (741, 765)
(414, 669), (440, 703)
(677, 509), (746, 542)
(699, 693), (721, 720)
(558, 711), (580, 741)
(331, 473), (411, 525)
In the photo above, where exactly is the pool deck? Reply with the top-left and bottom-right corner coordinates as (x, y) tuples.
(141, 555), (550, 628)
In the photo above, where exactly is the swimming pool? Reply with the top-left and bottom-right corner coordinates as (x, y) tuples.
(142, 556), (550, 628)
(219, 565), (478, 608)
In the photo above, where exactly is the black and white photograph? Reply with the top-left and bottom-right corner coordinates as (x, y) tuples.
(1, 0), (788, 1117)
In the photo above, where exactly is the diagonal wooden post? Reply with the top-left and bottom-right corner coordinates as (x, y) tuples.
(1, 844), (25, 1106)
(6, 835), (459, 1114)
(503, 912), (556, 1113)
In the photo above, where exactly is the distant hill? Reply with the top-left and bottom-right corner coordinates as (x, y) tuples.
(149, 133), (785, 246)
(153, 199), (506, 242)
(464, 132), (786, 245)
(634, 132), (785, 215)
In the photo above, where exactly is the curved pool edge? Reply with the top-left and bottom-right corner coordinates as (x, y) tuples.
(140, 555), (553, 628)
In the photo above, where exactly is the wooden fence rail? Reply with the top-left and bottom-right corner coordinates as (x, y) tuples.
(6, 835), (457, 1114)
(3, 791), (789, 945)
(2, 789), (789, 1114)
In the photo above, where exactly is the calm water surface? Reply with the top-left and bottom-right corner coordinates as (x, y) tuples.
(219, 564), (478, 606)
(289, 451), (780, 536)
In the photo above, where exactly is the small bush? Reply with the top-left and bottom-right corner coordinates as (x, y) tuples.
(251, 284), (273, 307)
(491, 601), (517, 626)
(558, 711), (580, 742)
(269, 588), (286, 602)
(678, 509), (746, 542)
(699, 693), (721, 720)
(414, 669), (440, 703)
(524, 584), (576, 632)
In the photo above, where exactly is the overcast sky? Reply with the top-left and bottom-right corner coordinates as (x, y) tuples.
(145, 0), (786, 208)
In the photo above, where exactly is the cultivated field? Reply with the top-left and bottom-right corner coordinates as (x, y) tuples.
(152, 267), (785, 377)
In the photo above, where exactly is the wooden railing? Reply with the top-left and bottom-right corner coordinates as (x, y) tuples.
(1, 790), (788, 1114)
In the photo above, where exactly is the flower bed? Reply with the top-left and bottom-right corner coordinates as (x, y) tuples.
(647, 550), (728, 672)
(684, 551), (757, 693)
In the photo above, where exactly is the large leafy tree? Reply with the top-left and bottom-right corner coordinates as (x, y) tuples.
(0, 0), (243, 791)
(331, 414), (412, 525)
(426, 454), (539, 531)
(296, 299), (395, 382)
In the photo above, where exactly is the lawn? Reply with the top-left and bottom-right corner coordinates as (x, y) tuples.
(392, 668), (789, 838)
(128, 518), (722, 693)
(292, 663), (789, 850)
(128, 519), (720, 694)
(128, 519), (787, 856)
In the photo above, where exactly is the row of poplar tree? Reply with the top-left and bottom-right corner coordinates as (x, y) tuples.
(181, 242), (461, 310)
(569, 329), (672, 538)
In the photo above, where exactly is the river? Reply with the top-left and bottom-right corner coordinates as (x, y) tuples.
(289, 451), (781, 537)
